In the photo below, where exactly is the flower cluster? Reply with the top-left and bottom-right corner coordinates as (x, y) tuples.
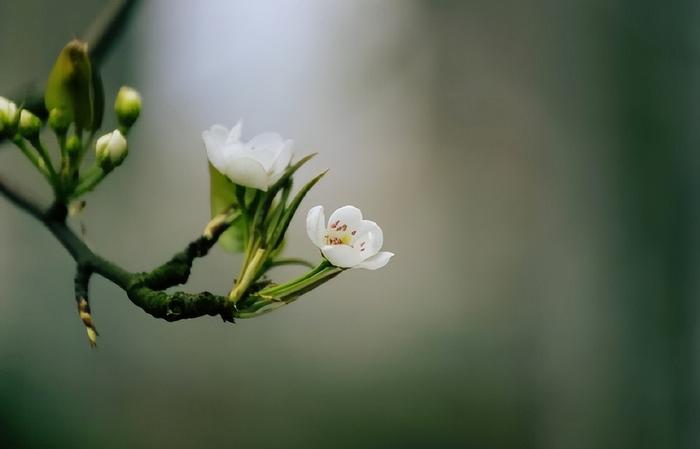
(1, 39), (393, 325)
(0, 40), (142, 202)
(203, 121), (394, 317)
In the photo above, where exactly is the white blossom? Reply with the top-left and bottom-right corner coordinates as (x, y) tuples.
(306, 205), (394, 270)
(203, 121), (293, 191)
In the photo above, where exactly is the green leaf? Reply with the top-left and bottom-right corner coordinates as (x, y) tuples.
(268, 170), (327, 250)
(209, 163), (245, 252)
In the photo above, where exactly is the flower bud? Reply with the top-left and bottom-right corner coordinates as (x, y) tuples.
(18, 110), (42, 138)
(45, 39), (103, 131)
(95, 130), (127, 171)
(0, 96), (19, 137)
(65, 135), (82, 160)
(114, 86), (141, 129)
(48, 108), (71, 135)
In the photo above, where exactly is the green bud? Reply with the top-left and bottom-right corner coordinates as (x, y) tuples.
(95, 130), (127, 171)
(114, 86), (142, 129)
(48, 108), (71, 134)
(18, 110), (42, 138)
(44, 39), (103, 131)
(0, 96), (19, 137)
(65, 135), (82, 160)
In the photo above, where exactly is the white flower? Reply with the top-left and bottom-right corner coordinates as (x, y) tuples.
(202, 121), (294, 191)
(306, 205), (394, 270)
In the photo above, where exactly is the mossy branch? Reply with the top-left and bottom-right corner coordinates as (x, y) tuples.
(0, 175), (237, 326)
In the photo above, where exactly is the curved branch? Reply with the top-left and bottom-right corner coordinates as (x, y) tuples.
(0, 174), (236, 323)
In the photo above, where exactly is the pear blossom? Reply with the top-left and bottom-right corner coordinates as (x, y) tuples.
(306, 205), (394, 270)
(203, 121), (293, 191)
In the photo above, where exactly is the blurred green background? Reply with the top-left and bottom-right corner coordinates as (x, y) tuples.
(1, 1), (699, 448)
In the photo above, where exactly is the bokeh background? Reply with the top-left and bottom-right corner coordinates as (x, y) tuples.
(1, 1), (699, 448)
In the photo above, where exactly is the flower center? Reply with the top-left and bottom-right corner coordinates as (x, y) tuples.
(325, 220), (357, 246)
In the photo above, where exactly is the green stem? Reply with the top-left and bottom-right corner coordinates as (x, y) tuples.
(12, 136), (51, 180)
(29, 137), (59, 184)
(236, 261), (343, 318)
(229, 247), (267, 303)
(259, 260), (340, 299)
(266, 258), (315, 270)
(71, 165), (107, 198)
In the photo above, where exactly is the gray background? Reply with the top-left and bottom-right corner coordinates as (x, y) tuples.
(1, 1), (699, 448)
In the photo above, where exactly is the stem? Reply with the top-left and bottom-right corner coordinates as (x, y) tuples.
(12, 136), (50, 180)
(266, 258), (315, 270)
(72, 165), (107, 198)
(229, 248), (266, 303)
(259, 260), (340, 300)
(29, 137), (59, 186)
(236, 261), (342, 318)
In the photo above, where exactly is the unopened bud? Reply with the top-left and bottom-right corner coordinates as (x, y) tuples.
(18, 110), (42, 138)
(65, 135), (82, 160)
(114, 86), (141, 129)
(48, 108), (71, 134)
(45, 39), (101, 130)
(0, 96), (19, 137)
(95, 129), (127, 170)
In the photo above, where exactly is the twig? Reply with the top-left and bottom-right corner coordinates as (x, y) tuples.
(0, 174), (236, 322)
(75, 266), (98, 347)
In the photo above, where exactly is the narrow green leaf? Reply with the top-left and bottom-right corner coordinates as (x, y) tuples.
(268, 170), (327, 250)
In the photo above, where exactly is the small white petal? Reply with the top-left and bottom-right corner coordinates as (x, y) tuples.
(321, 245), (365, 268)
(203, 125), (233, 172)
(223, 156), (269, 191)
(354, 251), (394, 270)
(353, 220), (383, 258)
(268, 139), (294, 179)
(203, 124), (230, 147)
(328, 206), (363, 232)
(228, 120), (243, 143)
(245, 132), (285, 170)
(306, 206), (326, 248)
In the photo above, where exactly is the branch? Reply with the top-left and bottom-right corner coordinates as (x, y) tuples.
(75, 266), (98, 347)
(0, 174), (236, 323)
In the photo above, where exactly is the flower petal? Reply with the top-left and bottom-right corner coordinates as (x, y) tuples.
(203, 124), (232, 172)
(245, 132), (285, 170)
(268, 139), (294, 180)
(353, 220), (383, 258)
(227, 120), (243, 144)
(354, 251), (394, 270)
(306, 205), (326, 248)
(321, 244), (364, 268)
(327, 206), (363, 233)
(223, 156), (270, 191)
